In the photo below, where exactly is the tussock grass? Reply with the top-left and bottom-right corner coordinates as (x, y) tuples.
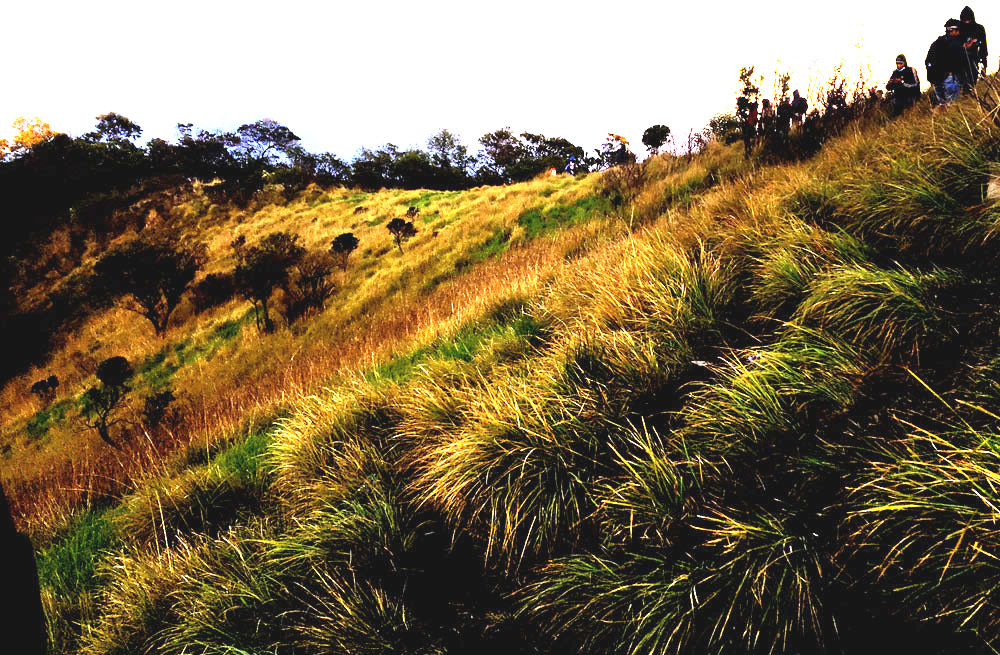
(791, 263), (963, 358)
(846, 419), (1000, 641)
(681, 329), (867, 458)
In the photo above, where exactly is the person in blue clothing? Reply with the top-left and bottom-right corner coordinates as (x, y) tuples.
(926, 19), (967, 105)
(887, 54), (921, 115)
(564, 156), (577, 175)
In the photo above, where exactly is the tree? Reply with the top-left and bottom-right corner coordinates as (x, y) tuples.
(351, 144), (399, 190)
(330, 233), (360, 271)
(234, 232), (305, 332)
(0, 117), (57, 159)
(642, 125), (672, 155)
(83, 112), (143, 144)
(476, 128), (528, 183)
(79, 356), (133, 448)
(283, 251), (338, 322)
(427, 128), (474, 188)
(387, 218), (417, 253)
(233, 119), (300, 164)
(96, 237), (206, 336)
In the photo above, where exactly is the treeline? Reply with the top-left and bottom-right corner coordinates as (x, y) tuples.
(0, 114), (589, 257)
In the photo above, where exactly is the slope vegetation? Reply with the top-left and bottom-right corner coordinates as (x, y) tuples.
(16, 92), (1000, 653)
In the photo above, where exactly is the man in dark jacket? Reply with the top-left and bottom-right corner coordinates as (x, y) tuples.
(887, 54), (921, 115)
(960, 6), (988, 84)
(926, 19), (968, 104)
(790, 90), (808, 125)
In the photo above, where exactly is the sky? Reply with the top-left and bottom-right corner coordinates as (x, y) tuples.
(1, 1), (994, 160)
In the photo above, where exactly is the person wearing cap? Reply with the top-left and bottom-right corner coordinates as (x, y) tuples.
(960, 6), (988, 84)
(926, 20), (967, 105)
(887, 54), (921, 115)
(564, 156), (577, 175)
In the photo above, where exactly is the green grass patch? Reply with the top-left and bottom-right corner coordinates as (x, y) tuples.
(139, 312), (251, 390)
(211, 428), (274, 482)
(457, 226), (512, 269)
(366, 306), (548, 385)
(340, 192), (370, 204)
(366, 215), (387, 227)
(25, 398), (74, 440)
(517, 195), (609, 239)
(36, 507), (118, 597)
(308, 195), (333, 208)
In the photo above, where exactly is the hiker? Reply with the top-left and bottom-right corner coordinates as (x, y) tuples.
(791, 90), (808, 125)
(887, 54), (921, 115)
(742, 100), (758, 158)
(564, 156), (577, 175)
(960, 6), (988, 85)
(926, 19), (967, 104)
(759, 99), (774, 136)
(775, 97), (794, 154)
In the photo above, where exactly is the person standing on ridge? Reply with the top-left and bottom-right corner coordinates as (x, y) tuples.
(887, 54), (921, 115)
(926, 20), (966, 105)
(564, 156), (577, 176)
(960, 7), (988, 84)
(759, 99), (774, 137)
(791, 90), (808, 125)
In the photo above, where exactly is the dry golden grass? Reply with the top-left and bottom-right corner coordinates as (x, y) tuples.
(0, 169), (614, 535)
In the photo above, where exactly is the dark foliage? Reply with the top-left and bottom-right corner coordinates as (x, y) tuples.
(233, 232), (305, 332)
(283, 251), (338, 322)
(387, 218), (417, 253)
(330, 233), (360, 271)
(191, 272), (237, 313)
(642, 124), (672, 154)
(141, 389), (176, 428)
(95, 237), (206, 336)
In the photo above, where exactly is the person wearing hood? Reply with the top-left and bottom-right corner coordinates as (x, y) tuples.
(959, 6), (988, 84)
(926, 19), (968, 104)
(887, 54), (921, 115)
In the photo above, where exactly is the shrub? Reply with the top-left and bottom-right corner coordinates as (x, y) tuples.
(141, 389), (175, 428)
(283, 251), (337, 322)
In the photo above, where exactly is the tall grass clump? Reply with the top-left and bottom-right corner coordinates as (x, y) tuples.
(681, 329), (867, 459)
(791, 263), (963, 359)
(749, 220), (872, 316)
(269, 382), (401, 515)
(833, 110), (1000, 259)
(409, 370), (619, 565)
(523, 504), (832, 655)
(845, 419), (1000, 645)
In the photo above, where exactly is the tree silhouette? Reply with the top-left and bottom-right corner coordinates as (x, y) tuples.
(330, 232), (360, 271)
(387, 218), (417, 253)
(96, 237), (205, 336)
(79, 356), (133, 448)
(642, 125), (672, 155)
(234, 232), (305, 332)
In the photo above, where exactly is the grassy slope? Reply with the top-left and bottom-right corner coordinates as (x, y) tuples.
(20, 92), (1000, 653)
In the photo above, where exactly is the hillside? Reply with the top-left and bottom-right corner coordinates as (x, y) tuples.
(9, 85), (1000, 654)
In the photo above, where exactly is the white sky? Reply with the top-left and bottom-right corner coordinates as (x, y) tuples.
(1, 1), (994, 159)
